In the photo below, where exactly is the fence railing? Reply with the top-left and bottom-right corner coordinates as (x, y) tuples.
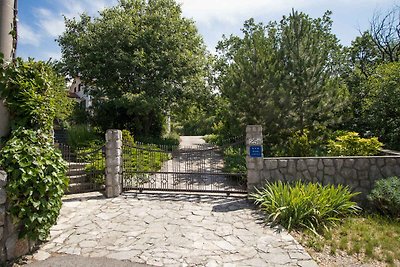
(57, 143), (105, 194)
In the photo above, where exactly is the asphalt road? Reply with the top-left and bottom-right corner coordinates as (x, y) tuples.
(25, 255), (151, 267)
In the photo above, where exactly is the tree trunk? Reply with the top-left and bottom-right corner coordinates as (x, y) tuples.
(0, 0), (14, 138)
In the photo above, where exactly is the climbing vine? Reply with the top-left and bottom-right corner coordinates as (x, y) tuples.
(0, 55), (68, 241)
(0, 129), (67, 240)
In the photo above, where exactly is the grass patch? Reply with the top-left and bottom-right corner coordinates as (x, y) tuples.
(299, 214), (400, 265)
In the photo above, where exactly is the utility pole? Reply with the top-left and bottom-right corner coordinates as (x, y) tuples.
(0, 0), (15, 138)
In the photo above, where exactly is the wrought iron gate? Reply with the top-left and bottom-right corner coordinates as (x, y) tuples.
(58, 144), (105, 194)
(122, 139), (247, 194)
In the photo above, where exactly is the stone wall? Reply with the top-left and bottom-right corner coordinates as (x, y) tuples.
(105, 129), (122, 198)
(0, 170), (34, 263)
(245, 125), (400, 204)
(262, 156), (400, 202)
(246, 125), (264, 193)
(0, 170), (6, 260)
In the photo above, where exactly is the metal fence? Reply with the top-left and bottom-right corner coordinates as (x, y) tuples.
(122, 139), (247, 194)
(58, 143), (105, 194)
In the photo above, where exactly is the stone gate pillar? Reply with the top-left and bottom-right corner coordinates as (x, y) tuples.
(105, 129), (122, 197)
(246, 125), (263, 193)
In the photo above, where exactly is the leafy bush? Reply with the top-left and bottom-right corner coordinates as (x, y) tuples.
(327, 131), (382, 156)
(136, 131), (180, 147)
(0, 56), (70, 242)
(362, 62), (400, 150)
(0, 57), (71, 132)
(0, 129), (68, 240)
(286, 130), (313, 156)
(203, 134), (219, 145)
(368, 176), (400, 218)
(223, 147), (246, 174)
(251, 181), (360, 234)
(174, 105), (216, 136)
(67, 125), (102, 149)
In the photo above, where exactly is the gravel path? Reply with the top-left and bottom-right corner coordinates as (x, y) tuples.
(179, 136), (207, 148)
(24, 192), (317, 267)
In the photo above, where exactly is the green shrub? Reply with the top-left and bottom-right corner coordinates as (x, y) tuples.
(251, 181), (360, 234)
(368, 176), (400, 218)
(0, 57), (71, 132)
(67, 125), (102, 149)
(286, 130), (313, 156)
(136, 132), (180, 147)
(0, 129), (68, 241)
(203, 134), (220, 145)
(327, 131), (382, 156)
(0, 56), (70, 242)
(223, 146), (246, 174)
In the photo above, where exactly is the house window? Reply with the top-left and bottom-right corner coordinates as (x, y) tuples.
(78, 84), (82, 92)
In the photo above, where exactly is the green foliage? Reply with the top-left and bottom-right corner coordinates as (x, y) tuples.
(83, 151), (105, 185)
(0, 129), (68, 241)
(67, 125), (102, 149)
(69, 101), (90, 126)
(327, 131), (382, 156)
(0, 56), (70, 242)
(0, 57), (71, 132)
(286, 130), (313, 157)
(122, 130), (171, 186)
(136, 132), (180, 147)
(215, 10), (348, 147)
(299, 214), (400, 264)
(74, 142), (105, 185)
(251, 181), (360, 234)
(362, 62), (400, 149)
(173, 105), (216, 136)
(222, 147), (246, 174)
(122, 129), (135, 146)
(203, 134), (220, 145)
(58, 0), (211, 137)
(368, 177), (400, 218)
(269, 127), (332, 157)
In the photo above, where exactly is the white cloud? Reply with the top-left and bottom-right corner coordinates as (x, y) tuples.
(179, 0), (309, 25)
(19, 0), (397, 61)
(32, 1), (117, 39)
(179, 0), (396, 26)
(57, 0), (117, 18)
(34, 8), (65, 38)
(19, 23), (41, 47)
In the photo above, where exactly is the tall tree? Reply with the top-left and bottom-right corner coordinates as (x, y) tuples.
(277, 10), (348, 134)
(362, 62), (400, 149)
(215, 19), (282, 139)
(215, 11), (348, 148)
(0, 0), (17, 138)
(369, 5), (400, 62)
(58, 0), (209, 136)
(342, 32), (381, 132)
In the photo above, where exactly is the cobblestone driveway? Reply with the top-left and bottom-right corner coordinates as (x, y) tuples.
(31, 192), (317, 267)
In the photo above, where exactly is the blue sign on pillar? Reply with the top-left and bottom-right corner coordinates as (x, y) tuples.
(250, 146), (262, 158)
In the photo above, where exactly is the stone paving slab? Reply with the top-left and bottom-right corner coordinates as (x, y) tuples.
(29, 192), (318, 267)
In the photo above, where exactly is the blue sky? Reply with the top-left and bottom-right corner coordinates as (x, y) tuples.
(17, 0), (399, 61)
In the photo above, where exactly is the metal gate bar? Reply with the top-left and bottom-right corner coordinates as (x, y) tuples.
(122, 139), (247, 194)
